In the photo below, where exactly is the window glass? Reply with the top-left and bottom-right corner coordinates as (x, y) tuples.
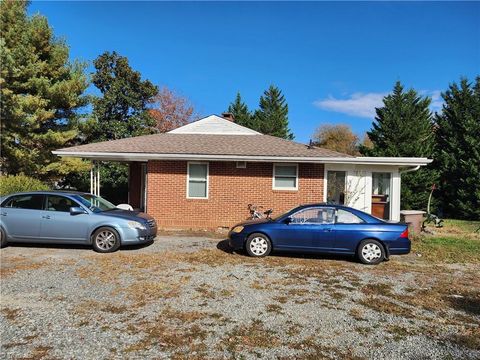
(336, 209), (364, 224)
(189, 163), (208, 180)
(275, 177), (296, 188)
(46, 195), (77, 212)
(3, 194), (44, 210)
(188, 163), (208, 198)
(372, 172), (391, 196)
(291, 207), (335, 224)
(274, 164), (298, 189)
(327, 171), (346, 204)
(73, 194), (116, 212)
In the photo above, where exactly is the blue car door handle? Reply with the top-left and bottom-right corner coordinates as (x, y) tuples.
(323, 227), (333, 232)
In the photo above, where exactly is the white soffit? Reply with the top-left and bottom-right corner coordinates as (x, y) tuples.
(169, 115), (261, 135)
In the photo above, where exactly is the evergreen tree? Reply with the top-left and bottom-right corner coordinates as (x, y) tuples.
(361, 81), (437, 210)
(227, 92), (255, 129)
(63, 51), (158, 203)
(88, 51), (159, 141)
(0, 0), (89, 181)
(434, 77), (480, 220)
(253, 85), (293, 139)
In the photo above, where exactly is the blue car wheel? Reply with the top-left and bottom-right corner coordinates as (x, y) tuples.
(358, 239), (385, 265)
(246, 233), (272, 257)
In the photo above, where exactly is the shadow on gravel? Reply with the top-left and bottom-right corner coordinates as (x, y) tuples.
(448, 295), (480, 316)
(216, 239), (357, 264)
(5, 240), (154, 252)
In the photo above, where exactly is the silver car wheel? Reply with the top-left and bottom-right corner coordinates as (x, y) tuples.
(95, 230), (117, 251)
(361, 243), (382, 262)
(249, 237), (268, 256)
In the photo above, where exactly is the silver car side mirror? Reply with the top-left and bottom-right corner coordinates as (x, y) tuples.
(70, 207), (86, 215)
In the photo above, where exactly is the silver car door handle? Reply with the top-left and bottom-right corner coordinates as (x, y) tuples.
(42, 215), (51, 219)
(1, 212), (7, 216)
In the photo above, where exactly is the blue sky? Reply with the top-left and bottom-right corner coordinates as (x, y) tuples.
(30, 1), (479, 142)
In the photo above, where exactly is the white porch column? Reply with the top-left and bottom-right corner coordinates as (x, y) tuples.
(97, 162), (100, 196)
(90, 161), (101, 196)
(391, 171), (401, 221)
(90, 163), (94, 194)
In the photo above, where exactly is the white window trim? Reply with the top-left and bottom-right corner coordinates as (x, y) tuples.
(187, 161), (209, 199)
(272, 163), (299, 191)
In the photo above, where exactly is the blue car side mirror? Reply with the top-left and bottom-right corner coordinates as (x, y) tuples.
(70, 207), (86, 215)
(284, 217), (293, 224)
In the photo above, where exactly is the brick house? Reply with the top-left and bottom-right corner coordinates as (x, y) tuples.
(54, 115), (431, 230)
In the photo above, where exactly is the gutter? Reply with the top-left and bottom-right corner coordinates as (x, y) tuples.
(52, 150), (433, 167)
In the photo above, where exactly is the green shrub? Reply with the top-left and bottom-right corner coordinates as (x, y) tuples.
(0, 174), (49, 196)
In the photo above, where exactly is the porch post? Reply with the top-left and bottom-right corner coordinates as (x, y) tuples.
(90, 163), (94, 194)
(97, 162), (101, 196)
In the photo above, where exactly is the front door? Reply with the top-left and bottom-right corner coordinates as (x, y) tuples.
(40, 195), (88, 242)
(0, 194), (45, 240)
(371, 172), (391, 220)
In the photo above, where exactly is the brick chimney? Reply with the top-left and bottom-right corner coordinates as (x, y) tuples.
(221, 112), (235, 122)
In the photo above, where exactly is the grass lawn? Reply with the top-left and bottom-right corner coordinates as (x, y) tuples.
(412, 219), (480, 263)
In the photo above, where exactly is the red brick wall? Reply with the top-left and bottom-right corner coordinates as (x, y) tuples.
(146, 160), (324, 230)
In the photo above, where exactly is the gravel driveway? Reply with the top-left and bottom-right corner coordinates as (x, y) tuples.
(1, 236), (479, 359)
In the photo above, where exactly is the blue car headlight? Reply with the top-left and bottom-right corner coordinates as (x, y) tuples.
(231, 226), (244, 233)
(127, 221), (146, 230)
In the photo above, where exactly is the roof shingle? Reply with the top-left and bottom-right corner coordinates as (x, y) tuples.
(57, 133), (353, 158)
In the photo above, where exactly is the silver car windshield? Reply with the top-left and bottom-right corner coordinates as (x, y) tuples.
(73, 194), (117, 213)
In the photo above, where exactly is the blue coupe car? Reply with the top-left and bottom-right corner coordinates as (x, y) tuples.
(228, 204), (410, 265)
(0, 191), (157, 252)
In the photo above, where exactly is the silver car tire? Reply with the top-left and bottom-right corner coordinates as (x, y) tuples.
(0, 227), (7, 248)
(358, 239), (385, 265)
(245, 233), (272, 257)
(92, 227), (121, 253)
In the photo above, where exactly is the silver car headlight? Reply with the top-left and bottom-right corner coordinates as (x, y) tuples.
(231, 226), (244, 233)
(127, 221), (146, 230)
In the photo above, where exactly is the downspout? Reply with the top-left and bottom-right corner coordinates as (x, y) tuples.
(399, 165), (420, 174)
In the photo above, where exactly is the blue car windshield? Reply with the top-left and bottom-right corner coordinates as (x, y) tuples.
(73, 194), (117, 213)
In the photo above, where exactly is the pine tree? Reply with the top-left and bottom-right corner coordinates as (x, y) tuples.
(253, 85), (293, 139)
(88, 51), (159, 141)
(63, 51), (159, 203)
(0, 0), (89, 181)
(227, 92), (254, 129)
(360, 81), (437, 210)
(434, 77), (480, 219)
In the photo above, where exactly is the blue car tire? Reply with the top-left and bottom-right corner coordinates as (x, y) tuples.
(358, 239), (385, 265)
(246, 233), (272, 258)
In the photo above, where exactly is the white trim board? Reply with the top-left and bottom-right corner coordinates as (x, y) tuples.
(52, 151), (432, 167)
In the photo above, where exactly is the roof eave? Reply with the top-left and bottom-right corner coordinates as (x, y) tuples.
(52, 151), (432, 166)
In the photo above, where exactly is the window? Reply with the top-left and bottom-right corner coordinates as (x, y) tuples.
(273, 164), (298, 190)
(336, 209), (364, 224)
(187, 162), (208, 198)
(46, 195), (78, 212)
(290, 207), (335, 224)
(327, 171), (346, 204)
(372, 172), (391, 196)
(2, 194), (44, 210)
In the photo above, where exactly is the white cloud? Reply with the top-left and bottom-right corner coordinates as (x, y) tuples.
(314, 90), (444, 118)
(313, 92), (387, 118)
(425, 90), (443, 112)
